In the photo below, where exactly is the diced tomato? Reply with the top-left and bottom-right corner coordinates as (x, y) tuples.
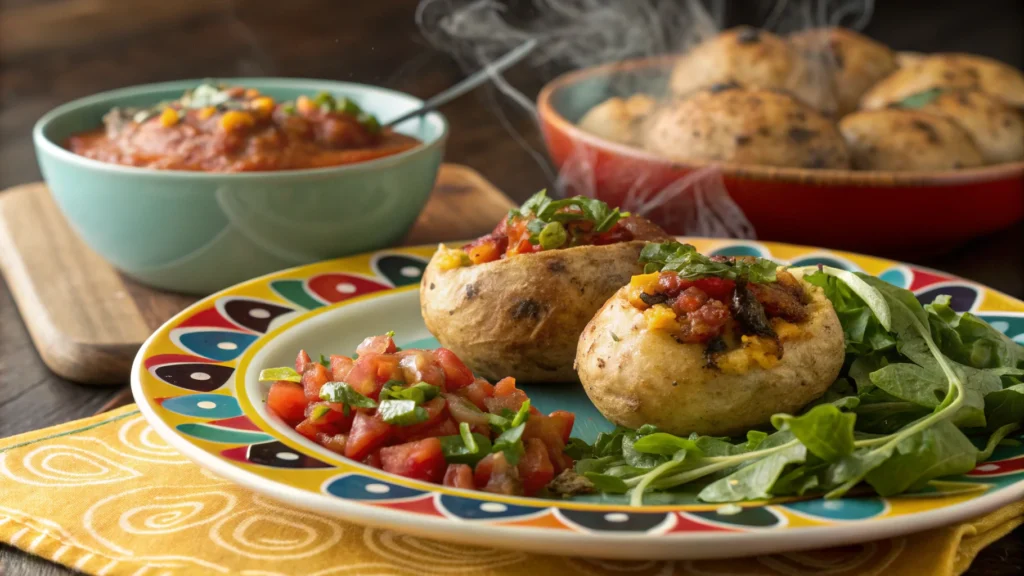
(475, 452), (522, 495)
(267, 381), (309, 425)
(305, 402), (354, 431)
(524, 414), (571, 473)
(302, 363), (330, 401)
(329, 354), (355, 382)
(295, 418), (319, 441)
(494, 377), (517, 396)
(691, 277), (736, 302)
(673, 286), (710, 315)
(548, 410), (575, 444)
(356, 334), (397, 356)
(345, 353), (400, 399)
(295, 350), (313, 373)
(518, 438), (555, 496)
(456, 378), (495, 410)
(444, 393), (490, 427)
(485, 378), (527, 414)
(434, 348), (475, 389)
(393, 397), (449, 441)
(363, 449), (383, 469)
(345, 412), (393, 461)
(380, 438), (446, 483)
(396, 350), (446, 388)
(443, 464), (475, 489)
(317, 433), (347, 454)
(593, 222), (633, 245)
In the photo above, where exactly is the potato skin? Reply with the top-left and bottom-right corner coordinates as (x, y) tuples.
(421, 241), (657, 383)
(575, 278), (845, 436)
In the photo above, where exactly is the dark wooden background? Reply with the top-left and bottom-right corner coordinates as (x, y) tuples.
(1, 0), (1022, 574)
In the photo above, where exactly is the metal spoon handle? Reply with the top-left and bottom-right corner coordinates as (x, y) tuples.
(383, 39), (538, 128)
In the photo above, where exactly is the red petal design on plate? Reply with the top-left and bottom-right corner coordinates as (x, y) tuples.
(968, 457), (1024, 477)
(144, 354), (216, 369)
(208, 415), (262, 431)
(220, 445), (249, 463)
(377, 495), (444, 516)
(177, 307), (247, 332)
(909, 269), (953, 291)
(307, 274), (390, 303)
(667, 513), (737, 533)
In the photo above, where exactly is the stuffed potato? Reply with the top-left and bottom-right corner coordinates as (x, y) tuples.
(575, 242), (844, 436)
(421, 191), (671, 383)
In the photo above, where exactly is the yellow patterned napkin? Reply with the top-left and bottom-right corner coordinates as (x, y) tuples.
(1, 406), (1021, 576)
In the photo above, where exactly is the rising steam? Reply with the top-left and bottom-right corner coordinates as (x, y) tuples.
(416, 0), (875, 239)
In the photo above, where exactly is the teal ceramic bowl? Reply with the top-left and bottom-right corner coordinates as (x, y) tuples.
(34, 78), (447, 295)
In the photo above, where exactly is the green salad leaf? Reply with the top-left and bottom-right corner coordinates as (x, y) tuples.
(639, 241), (779, 283)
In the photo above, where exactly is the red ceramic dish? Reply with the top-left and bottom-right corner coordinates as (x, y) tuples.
(537, 56), (1024, 254)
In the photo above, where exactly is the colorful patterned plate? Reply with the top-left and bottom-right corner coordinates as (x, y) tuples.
(131, 239), (1024, 560)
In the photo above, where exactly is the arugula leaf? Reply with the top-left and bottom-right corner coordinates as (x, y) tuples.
(380, 382), (440, 404)
(377, 399), (429, 426)
(776, 405), (855, 463)
(863, 419), (978, 496)
(621, 433), (667, 469)
(983, 384), (1024, 431)
(639, 241), (778, 283)
(804, 271), (894, 354)
(318, 382), (378, 415)
(259, 367), (302, 383)
(978, 423), (1020, 462)
(564, 438), (593, 460)
(926, 296), (1024, 370)
(631, 432), (702, 456)
(698, 442), (807, 502)
(583, 472), (629, 494)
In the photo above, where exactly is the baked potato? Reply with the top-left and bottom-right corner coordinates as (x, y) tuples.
(577, 94), (656, 147)
(643, 87), (850, 169)
(860, 53), (1024, 109)
(420, 191), (671, 383)
(669, 27), (832, 114)
(575, 242), (845, 436)
(788, 27), (898, 116)
(839, 108), (985, 170)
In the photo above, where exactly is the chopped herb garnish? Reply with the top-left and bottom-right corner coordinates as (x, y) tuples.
(639, 241), (779, 283)
(319, 354), (331, 369)
(259, 367), (302, 383)
(318, 382), (378, 415)
(491, 422), (527, 465)
(508, 190), (628, 246)
(378, 399), (429, 426)
(511, 399), (531, 427)
(380, 382), (440, 404)
(309, 404), (332, 422)
(439, 428), (492, 465)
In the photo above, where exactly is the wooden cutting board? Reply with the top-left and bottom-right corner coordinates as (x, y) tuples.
(0, 164), (514, 386)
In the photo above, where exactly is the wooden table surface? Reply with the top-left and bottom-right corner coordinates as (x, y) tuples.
(1, 0), (1023, 574)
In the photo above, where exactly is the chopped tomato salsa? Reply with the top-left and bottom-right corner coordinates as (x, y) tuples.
(437, 190), (669, 269)
(67, 84), (420, 172)
(261, 334), (576, 496)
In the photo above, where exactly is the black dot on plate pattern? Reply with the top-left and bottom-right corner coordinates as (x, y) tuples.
(559, 509), (671, 532)
(916, 285), (978, 313)
(222, 299), (294, 333)
(375, 255), (428, 287)
(247, 441), (332, 469)
(154, 364), (235, 392)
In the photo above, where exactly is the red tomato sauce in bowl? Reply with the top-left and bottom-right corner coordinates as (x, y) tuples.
(67, 84), (420, 172)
